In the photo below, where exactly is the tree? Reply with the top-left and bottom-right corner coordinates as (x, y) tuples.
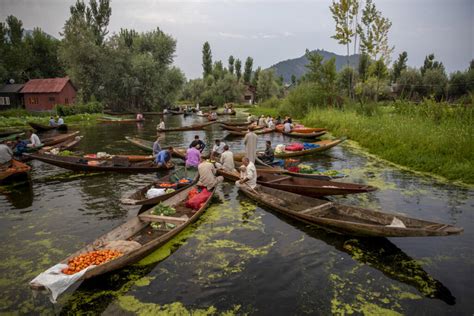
(24, 28), (64, 78)
(357, 0), (393, 63)
(397, 68), (423, 99)
(392, 51), (407, 83)
(3, 15), (29, 82)
(448, 71), (469, 99)
(337, 66), (357, 96)
(69, 0), (111, 46)
(358, 52), (371, 82)
(291, 74), (296, 86)
(243, 56), (253, 84)
(252, 67), (261, 87)
(213, 60), (224, 80)
(422, 68), (447, 100)
(368, 59), (388, 101)
(420, 53), (444, 76)
(202, 41), (212, 78)
(228, 55), (235, 74)
(6, 15), (23, 46)
(235, 59), (242, 81)
(257, 69), (279, 101)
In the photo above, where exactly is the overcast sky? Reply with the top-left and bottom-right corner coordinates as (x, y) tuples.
(1, 0), (472, 79)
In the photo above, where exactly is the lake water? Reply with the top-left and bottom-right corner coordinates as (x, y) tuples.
(0, 112), (472, 315)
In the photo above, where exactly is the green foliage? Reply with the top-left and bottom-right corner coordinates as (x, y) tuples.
(228, 55), (235, 74)
(202, 41), (213, 78)
(55, 101), (104, 116)
(243, 57), (253, 84)
(358, 53), (371, 82)
(422, 68), (448, 100)
(392, 51), (407, 83)
(213, 61), (225, 80)
(396, 67), (423, 99)
(337, 66), (357, 96)
(329, 0), (359, 59)
(235, 59), (242, 81)
(252, 67), (261, 87)
(420, 53), (444, 76)
(181, 73), (243, 106)
(256, 69), (282, 102)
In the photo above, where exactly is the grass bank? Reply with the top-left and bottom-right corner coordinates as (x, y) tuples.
(248, 100), (474, 185)
(0, 111), (102, 129)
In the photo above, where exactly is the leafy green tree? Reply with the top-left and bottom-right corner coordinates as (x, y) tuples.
(358, 53), (371, 82)
(392, 51), (407, 82)
(291, 74), (296, 86)
(337, 66), (357, 96)
(257, 69), (279, 101)
(368, 58), (388, 101)
(24, 28), (64, 78)
(330, 0), (359, 63)
(243, 56), (253, 84)
(202, 41), (212, 78)
(235, 59), (242, 81)
(422, 68), (447, 100)
(448, 71), (470, 99)
(396, 68), (423, 99)
(252, 67), (261, 87)
(420, 53), (444, 76)
(304, 50), (337, 94)
(228, 55), (235, 74)
(6, 15), (23, 46)
(213, 60), (225, 80)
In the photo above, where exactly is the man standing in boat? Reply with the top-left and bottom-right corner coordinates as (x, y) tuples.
(236, 157), (257, 189)
(244, 128), (257, 163)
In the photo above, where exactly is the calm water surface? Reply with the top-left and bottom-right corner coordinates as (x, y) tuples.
(0, 112), (472, 315)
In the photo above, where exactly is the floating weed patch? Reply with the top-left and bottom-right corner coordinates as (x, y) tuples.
(134, 276), (155, 287)
(117, 295), (243, 316)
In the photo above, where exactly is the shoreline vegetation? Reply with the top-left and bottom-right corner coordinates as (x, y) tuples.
(247, 99), (474, 186)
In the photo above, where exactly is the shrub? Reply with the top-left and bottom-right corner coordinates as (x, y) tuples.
(55, 101), (104, 116)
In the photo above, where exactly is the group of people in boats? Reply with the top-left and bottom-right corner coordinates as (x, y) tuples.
(150, 127), (275, 190)
(0, 130), (43, 169)
(247, 114), (294, 132)
(48, 116), (65, 127)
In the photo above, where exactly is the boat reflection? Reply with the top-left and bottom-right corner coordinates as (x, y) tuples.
(0, 179), (33, 209)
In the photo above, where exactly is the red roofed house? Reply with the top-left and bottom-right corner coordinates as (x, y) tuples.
(21, 77), (77, 111)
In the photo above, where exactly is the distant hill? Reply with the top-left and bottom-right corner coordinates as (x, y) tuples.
(269, 49), (359, 83)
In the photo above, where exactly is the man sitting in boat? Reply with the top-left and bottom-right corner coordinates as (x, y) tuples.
(27, 130), (42, 148)
(190, 135), (206, 153)
(157, 119), (165, 130)
(48, 116), (57, 126)
(236, 157), (257, 189)
(152, 135), (162, 156)
(247, 114), (253, 123)
(155, 147), (173, 168)
(136, 113), (144, 121)
(211, 139), (226, 160)
(259, 140), (275, 164)
(283, 120), (292, 133)
(185, 143), (201, 168)
(57, 116), (64, 125)
(267, 117), (275, 129)
(12, 136), (28, 156)
(258, 115), (266, 127)
(0, 142), (13, 169)
(197, 159), (223, 190)
(217, 145), (235, 172)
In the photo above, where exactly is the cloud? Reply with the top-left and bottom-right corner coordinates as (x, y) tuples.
(218, 32), (247, 39)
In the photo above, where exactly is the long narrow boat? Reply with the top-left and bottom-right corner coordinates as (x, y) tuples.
(28, 122), (68, 131)
(26, 153), (174, 173)
(168, 110), (184, 115)
(98, 118), (144, 123)
(103, 110), (136, 115)
(30, 184), (215, 295)
(121, 169), (199, 205)
(157, 121), (215, 132)
(226, 128), (275, 137)
(275, 125), (325, 134)
(282, 130), (326, 139)
(217, 111), (236, 116)
(124, 136), (186, 159)
(239, 185), (463, 237)
(0, 132), (25, 142)
(143, 112), (164, 115)
(42, 131), (80, 147)
(217, 169), (375, 197)
(0, 160), (31, 183)
(0, 129), (23, 137)
(83, 154), (154, 162)
(274, 139), (344, 158)
(220, 121), (250, 127)
(40, 136), (83, 154)
(220, 124), (264, 132)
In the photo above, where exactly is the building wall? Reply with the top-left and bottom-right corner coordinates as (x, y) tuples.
(0, 93), (23, 109)
(23, 82), (77, 111)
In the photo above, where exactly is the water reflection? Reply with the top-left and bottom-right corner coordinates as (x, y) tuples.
(0, 180), (34, 209)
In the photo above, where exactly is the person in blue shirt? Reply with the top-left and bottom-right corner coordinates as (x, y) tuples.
(12, 136), (28, 156)
(49, 116), (57, 126)
(155, 147), (173, 168)
(189, 135), (205, 153)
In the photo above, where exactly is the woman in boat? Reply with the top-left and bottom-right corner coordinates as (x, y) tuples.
(197, 159), (223, 190)
(155, 147), (173, 168)
(259, 141), (274, 164)
(236, 157), (257, 189)
(185, 143), (201, 168)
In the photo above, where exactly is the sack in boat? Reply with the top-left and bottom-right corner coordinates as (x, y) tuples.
(275, 144), (286, 153)
(102, 240), (141, 253)
(186, 188), (211, 210)
(187, 187), (201, 200)
(146, 188), (166, 199)
(97, 152), (111, 159)
(303, 143), (320, 150)
(285, 143), (304, 151)
(386, 217), (406, 228)
(287, 166), (300, 173)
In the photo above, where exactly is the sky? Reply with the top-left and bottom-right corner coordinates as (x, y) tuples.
(1, 0), (472, 79)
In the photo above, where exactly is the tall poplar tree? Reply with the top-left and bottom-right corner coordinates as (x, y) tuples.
(202, 41), (213, 78)
(228, 55), (235, 74)
(243, 56), (253, 84)
(235, 59), (242, 81)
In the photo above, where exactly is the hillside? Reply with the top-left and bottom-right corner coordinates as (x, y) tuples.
(269, 49), (359, 83)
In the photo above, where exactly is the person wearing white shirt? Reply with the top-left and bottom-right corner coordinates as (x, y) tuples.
(267, 118), (275, 129)
(218, 145), (235, 171)
(211, 139), (226, 159)
(57, 117), (64, 125)
(283, 121), (292, 133)
(27, 131), (42, 148)
(236, 157), (257, 189)
(157, 119), (165, 130)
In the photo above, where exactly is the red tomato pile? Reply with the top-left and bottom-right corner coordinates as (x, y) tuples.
(61, 249), (122, 275)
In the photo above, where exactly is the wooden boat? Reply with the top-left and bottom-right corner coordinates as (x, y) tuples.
(30, 184), (215, 294)
(124, 137), (186, 159)
(28, 122), (68, 131)
(83, 154), (154, 162)
(282, 130), (326, 139)
(26, 153), (174, 173)
(103, 110), (136, 115)
(98, 117), (144, 123)
(40, 136), (82, 154)
(207, 116), (217, 122)
(143, 112), (164, 116)
(0, 129), (23, 138)
(183, 111), (193, 117)
(239, 185), (463, 237)
(0, 159), (31, 183)
(0, 132), (25, 142)
(220, 124), (264, 132)
(168, 110), (184, 115)
(157, 121), (215, 132)
(172, 148), (210, 160)
(121, 169), (199, 205)
(227, 128), (275, 137)
(274, 139), (345, 158)
(217, 168), (375, 197)
(217, 111), (236, 116)
(195, 112), (209, 117)
(220, 121), (250, 127)
(275, 125), (325, 134)
(42, 131), (81, 147)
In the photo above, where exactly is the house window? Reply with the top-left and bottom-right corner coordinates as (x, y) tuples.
(49, 97), (55, 102)
(29, 97), (39, 105)
(5, 97), (10, 105)
(0, 97), (4, 105)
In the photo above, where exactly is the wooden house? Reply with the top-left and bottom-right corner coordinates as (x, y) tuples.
(0, 84), (24, 109)
(21, 77), (77, 111)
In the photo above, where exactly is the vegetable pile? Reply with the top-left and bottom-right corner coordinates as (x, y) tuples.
(158, 182), (176, 188)
(150, 222), (176, 230)
(151, 203), (176, 216)
(61, 249), (122, 275)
